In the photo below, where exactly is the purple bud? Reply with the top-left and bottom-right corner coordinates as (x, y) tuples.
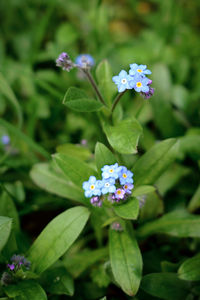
(111, 222), (123, 232)
(140, 87), (155, 99)
(7, 264), (15, 271)
(90, 196), (102, 207)
(56, 52), (74, 72)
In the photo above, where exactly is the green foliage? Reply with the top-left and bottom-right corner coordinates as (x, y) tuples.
(178, 253), (200, 281)
(0, 216), (12, 252)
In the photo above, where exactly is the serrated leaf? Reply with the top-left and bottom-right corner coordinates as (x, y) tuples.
(133, 138), (179, 186)
(63, 87), (103, 112)
(137, 209), (200, 238)
(104, 118), (142, 154)
(95, 142), (117, 174)
(0, 216), (12, 251)
(141, 273), (190, 300)
(53, 153), (97, 188)
(28, 206), (90, 274)
(114, 198), (139, 220)
(30, 163), (84, 203)
(109, 225), (142, 296)
(178, 253), (200, 281)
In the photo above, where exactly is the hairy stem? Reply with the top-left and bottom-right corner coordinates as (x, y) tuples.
(111, 90), (127, 113)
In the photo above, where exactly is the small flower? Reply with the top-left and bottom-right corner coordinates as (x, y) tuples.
(112, 70), (134, 93)
(1, 135), (10, 145)
(90, 196), (102, 207)
(111, 222), (123, 232)
(114, 188), (126, 201)
(129, 63), (151, 77)
(82, 176), (102, 198)
(7, 264), (15, 271)
(123, 183), (134, 194)
(118, 166), (134, 185)
(130, 74), (150, 93)
(56, 52), (74, 71)
(75, 54), (95, 68)
(101, 163), (121, 180)
(101, 178), (116, 195)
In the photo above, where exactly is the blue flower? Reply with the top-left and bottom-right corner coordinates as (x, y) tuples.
(82, 176), (102, 198)
(118, 166), (134, 185)
(1, 135), (10, 145)
(114, 188), (126, 201)
(112, 70), (134, 93)
(101, 163), (121, 180)
(129, 63), (151, 77)
(75, 54), (95, 68)
(130, 74), (150, 93)
(101, 178), (116, 195)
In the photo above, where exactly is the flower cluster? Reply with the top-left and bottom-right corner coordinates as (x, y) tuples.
(56, 52), (94, 71)
(82, 163), (134, 207)
(7, 254), (31, 272)
(112, 63), (154, 99)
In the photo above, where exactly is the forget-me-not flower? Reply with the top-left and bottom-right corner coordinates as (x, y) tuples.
(118, 166), (134, 185)
(101, 163), (121, 180)
(129, 63), (151, 77)
(114, 188), (126, 201)
(82, 176), (102, 198)
(101, 178), (116, 195)
(123, 183), (134, 194)
(131, 74), (150, 93)
(75, 54), (95, 68)
(112, 70), (134, 93)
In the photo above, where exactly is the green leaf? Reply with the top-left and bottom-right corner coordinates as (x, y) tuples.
(41, 266), (74, 296)
(30, 163), (84, 203)
(139, 191), (164, 222)
(95, 142), (117, 174)
(53, 153), (97, 188)
(114, 198), (139, 220)
(4, 280), (47, 300)
(109, 224), (142, 296)
(179, 135), (200, 160)
(104, 118), (142, 154)
(133, 138), (179, 186)
(137, 210), (200, 238)
(178, 253), (200, 281)
(188, 184), (200, 213)
(0, 118), (50, 159)
(0, 191), (20, 231)
(132, 185), (156, 197)
(63, 87), (103, 112)
(56, 143), (92, 161)
(96, 60), (116, 107)
(28, 206), (90, 274)
(0, 216), (12, 251)
(141, 273), (190, 300)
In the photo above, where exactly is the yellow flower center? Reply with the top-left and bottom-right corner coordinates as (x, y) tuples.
(117, 190), (122, 195)
(123, 173), (127, 178)
(137, 69), (142, 73)
(136, 82), (142, 87)
(109, 169), (114, 173)
(90, 184), (95, 190)
(121, 78), (127, 84)
(124, 184), (128, 189)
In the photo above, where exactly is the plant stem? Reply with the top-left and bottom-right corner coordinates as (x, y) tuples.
(82, 69), (107, 106)
(111, 90), (126, 113)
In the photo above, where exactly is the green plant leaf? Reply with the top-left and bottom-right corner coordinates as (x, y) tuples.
(0, 118), (50, 159)
(133, 138), (179, 186)
(56, 143), (92, 161)
(96, 60), (116, 107)
(141, 273), (190, 300)
(178, 253), (200, 281)
(0, 191), (20, 231)
(27, 206), (90, 274)
(188, 184), (200, 213)
(179, 135), (200, 160)
(53, 153), (97, 188)
(132, 185), (156, 197)
(0, 216), (12, 252)
(104, 118), (142, 154)
(30, 163), (84, 203)
(63, 87), (103, 112)
(137, 209), (200, 238)
(40, 266), (74, 296)
(109, 224), (142, 296)
(114, 197), (139, 220)
(95, 142), (117, 174)
(4, 280), (47, 300)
